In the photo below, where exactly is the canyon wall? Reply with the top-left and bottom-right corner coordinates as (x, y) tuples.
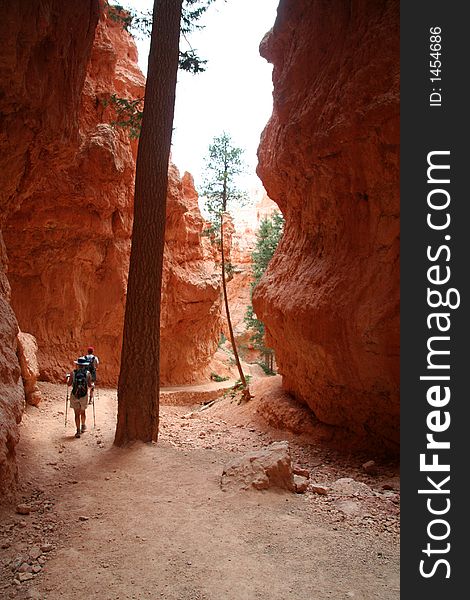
(3, 7), (144, 386)
(0, 240), (24, 500)
(4, 9), (222, 388)
(254, 0), (399, 449)
(0, 0), (100, 498)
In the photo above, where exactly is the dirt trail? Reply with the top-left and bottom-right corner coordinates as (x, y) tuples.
(160, 380), (236, 407)
(0, 383), (399, 600)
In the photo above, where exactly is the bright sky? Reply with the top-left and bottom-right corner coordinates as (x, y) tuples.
(126, 0), (279, 198)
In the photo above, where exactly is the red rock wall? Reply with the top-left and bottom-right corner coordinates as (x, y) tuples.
(254, 0), (399, 449)
(0, 241), (24, 500)
(4, 8), (143, 385)
(3, 8), (222, 388)
(0, 0), (100, 499)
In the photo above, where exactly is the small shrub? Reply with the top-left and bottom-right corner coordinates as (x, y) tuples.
(256, 361), (276, 376)
(210, 372), (229, 382)
(103, 94), (143, 139)
(233, 375), (252, 389)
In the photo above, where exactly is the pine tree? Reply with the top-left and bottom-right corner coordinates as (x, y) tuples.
(114, 0), (216, 445)
(115, 0), (183, 446)
(245, 212), (284, 372)
(202, 132), (252, 402)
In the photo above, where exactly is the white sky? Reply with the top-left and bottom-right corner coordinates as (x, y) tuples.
(126, 0), (279, 197)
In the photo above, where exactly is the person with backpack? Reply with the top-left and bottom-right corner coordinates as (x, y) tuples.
(84, 346), (99, 404)
(67, 357), (93, 438)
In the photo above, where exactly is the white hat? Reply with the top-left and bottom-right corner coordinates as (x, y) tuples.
(74, 357), (90, 366)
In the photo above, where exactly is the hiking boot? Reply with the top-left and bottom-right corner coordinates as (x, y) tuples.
(75, 431), (81, 438)
(81, 424), (86, 433)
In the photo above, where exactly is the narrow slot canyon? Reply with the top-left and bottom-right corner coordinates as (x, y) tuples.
(0, 1), (399, 599)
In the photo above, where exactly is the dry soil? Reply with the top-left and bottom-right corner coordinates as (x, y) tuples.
(0, 382), (400, 600)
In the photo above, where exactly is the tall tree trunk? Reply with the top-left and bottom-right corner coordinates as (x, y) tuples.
(115, 0), (183, 446)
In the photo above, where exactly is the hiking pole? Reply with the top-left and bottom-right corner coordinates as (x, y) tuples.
(65, 374), (70, 428)
(92, 383), (96, 429)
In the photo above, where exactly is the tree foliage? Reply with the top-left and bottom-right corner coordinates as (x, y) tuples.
(106, 0), (214, 73)
(104, 0), (214, 138)
(202, 132), (246, 232)
(245, 212), (284, 372)
(251, 212), (284, 282)
(103, 94), (144, 139)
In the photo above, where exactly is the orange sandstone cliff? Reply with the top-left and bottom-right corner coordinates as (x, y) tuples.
(4, 9), (221, 388)
(160, 171), (221, 385)
(4, 7), (143, 386)
(0, 242), (24, 499)
(254, 0), (400, 449)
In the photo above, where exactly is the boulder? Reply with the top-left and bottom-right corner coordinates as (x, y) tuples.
(293, 475), (309, 493)
(311, 484), (329, 496)
(221, 440), (296, 492)
(17, 332), (42, 406)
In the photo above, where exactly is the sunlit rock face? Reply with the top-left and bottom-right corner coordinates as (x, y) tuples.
(0, 0), (100, 499)
(254, 0), (399, 449)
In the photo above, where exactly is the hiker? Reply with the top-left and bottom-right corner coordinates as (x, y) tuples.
(67, 357), (93, 438)
(84, 346), (99, 403)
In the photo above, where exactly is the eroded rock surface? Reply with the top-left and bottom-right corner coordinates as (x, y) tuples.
(254, 0), (399, 449)
(0, 254), (24, 500)
(4, 10), (221, 387)
(3, 7), (143, 386)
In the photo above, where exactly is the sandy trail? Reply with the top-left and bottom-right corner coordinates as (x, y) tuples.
(0, 383), (399, 600)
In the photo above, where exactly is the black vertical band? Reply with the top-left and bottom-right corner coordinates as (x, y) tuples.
(401, 2), (469, 596)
